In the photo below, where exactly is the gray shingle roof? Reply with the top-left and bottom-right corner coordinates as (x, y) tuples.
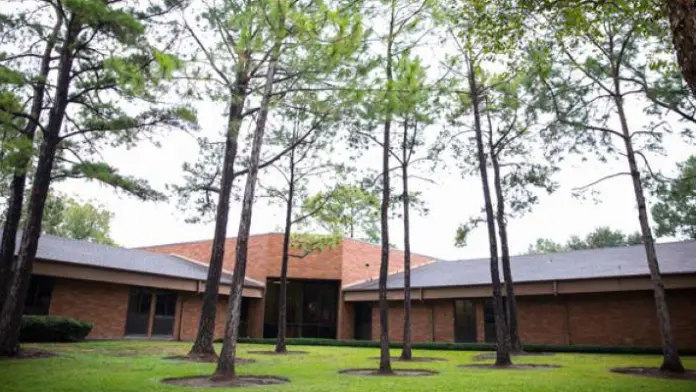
(345, 241), (696, 291)
(1, 230), (262, 288)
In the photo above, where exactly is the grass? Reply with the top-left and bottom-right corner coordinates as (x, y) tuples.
(0, 341), (694, 391)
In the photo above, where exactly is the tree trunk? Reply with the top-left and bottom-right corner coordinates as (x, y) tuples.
(400, 121), (412, 361)
(0, 19), (78, 356)
(666, 0), (696, 96)
(275, 138), (295, 354)
(486, 105), (523, 354)
(614, 91), (685, 373)
(214, 43), (280, 379)
(467, 53), (511, 367)
(188, 62), (250, 359)
(378, 0), (396, 374)
(0, 14), (63, 312)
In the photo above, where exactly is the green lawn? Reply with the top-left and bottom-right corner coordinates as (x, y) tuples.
(0, 341), (694, 391)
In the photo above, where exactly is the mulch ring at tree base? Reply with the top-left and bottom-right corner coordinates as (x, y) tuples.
(161, 375), (289, 388)
(473, 352), (555, 362)
(339, 368), (438, 376)
(459, 364), (561, 370)
(368, 356), (447, 362)
(611, 367), (696, 381)
(246, 350), (308, 355)
(163, 355), (256, 364)
(0, 348), (57, 361)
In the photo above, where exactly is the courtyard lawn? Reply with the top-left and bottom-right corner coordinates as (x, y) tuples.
(0, 341), (694, 392)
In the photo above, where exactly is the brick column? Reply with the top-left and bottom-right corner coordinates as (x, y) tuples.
(247, 297), (265, 338)
(475, 301), (485, 342)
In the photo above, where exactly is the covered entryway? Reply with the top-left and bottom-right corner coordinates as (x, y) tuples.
(125, 286), (177, 338)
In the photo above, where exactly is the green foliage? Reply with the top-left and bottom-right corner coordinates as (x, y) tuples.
(27, 192), (117, 245)
(19, 315), (93, 343)
(301, 184), (380, 243)
(528, 226), (644, 254)
(651, 155), (696, 239)
(62, 162), (165, 202)
(526, 238), (565, 254)
(234, 337), (696, 355)
(289, 233), (342, 257)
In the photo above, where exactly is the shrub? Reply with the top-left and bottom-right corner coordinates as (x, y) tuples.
(230, 337), (696, 356)
(20, 315), (93, 343)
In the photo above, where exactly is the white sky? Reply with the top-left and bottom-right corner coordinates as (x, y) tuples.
(39, 2), (696, 262)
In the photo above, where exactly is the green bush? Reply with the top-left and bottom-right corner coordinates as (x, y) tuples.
(20, 315), (93, 343)
(230, 337), (696, 356)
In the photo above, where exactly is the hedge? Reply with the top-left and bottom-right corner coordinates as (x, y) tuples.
(229, 337), (696, 356)
(20, 315), (93, 343)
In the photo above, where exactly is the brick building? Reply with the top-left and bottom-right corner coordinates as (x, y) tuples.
(9, 230), (696, 349)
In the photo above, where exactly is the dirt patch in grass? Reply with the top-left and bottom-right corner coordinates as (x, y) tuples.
(246, 350), (308, 355)
(339, 368), (438, 376)
(611, 367), (696, 381)
(0, 348), (57, 361)
(369, 356), (447, 362)
(161, 375), (289, 388)
(459, 364), (561, 370)
(163, 355), (255, 364)
(472, 352), (555, 362)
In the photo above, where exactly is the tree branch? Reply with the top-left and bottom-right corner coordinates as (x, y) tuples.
(572, 172), (630, 191)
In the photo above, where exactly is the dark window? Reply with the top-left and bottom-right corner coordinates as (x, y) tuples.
(263, 278), (339, 339)
(454, 299), (477, 343)
(353, 302), (372, 340)
(484, 298), (507, 343)
(23, 275), (54, 315)
(125, 287), (179, 337)
(125, 287), (152, 335)
(152, 290), (177, 336)
(238, 298), (250, 338)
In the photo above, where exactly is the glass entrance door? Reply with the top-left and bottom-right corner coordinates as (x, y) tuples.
(152, 291), (177, 336)
(125, 287), (152, 335)
(125, 287), (177, 337)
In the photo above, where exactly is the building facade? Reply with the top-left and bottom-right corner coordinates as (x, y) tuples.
(10, 231), (696, 349)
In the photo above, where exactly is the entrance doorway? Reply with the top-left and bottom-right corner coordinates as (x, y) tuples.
(454, 299), (477, 342)
(263, 278), (339, 339)
(125, 287), (177, 337)
(353, 302), (372, 340)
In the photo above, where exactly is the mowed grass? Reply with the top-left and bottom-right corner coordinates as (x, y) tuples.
(0, 341), (695, 392)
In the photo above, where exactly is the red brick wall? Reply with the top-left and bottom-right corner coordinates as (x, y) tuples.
(432, 300), (455, 342)
(145, 234), (438, 341)
(359, 288), (696, 349)
(341, 240), (434, 287)
(475, 302), (485, 342)
(669, 289), (696, 349)
(247, 298), (264, 338)
(264, 236), (344, 280)
(338, 301), (354, 340)
(143, 234), (345, 283)
(178, 294), (229, 340)
(49, 278), (129, 339)
(565, 289), (696, 348)
(517, 296), (569, 345)
(369, 300), (454, 343)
